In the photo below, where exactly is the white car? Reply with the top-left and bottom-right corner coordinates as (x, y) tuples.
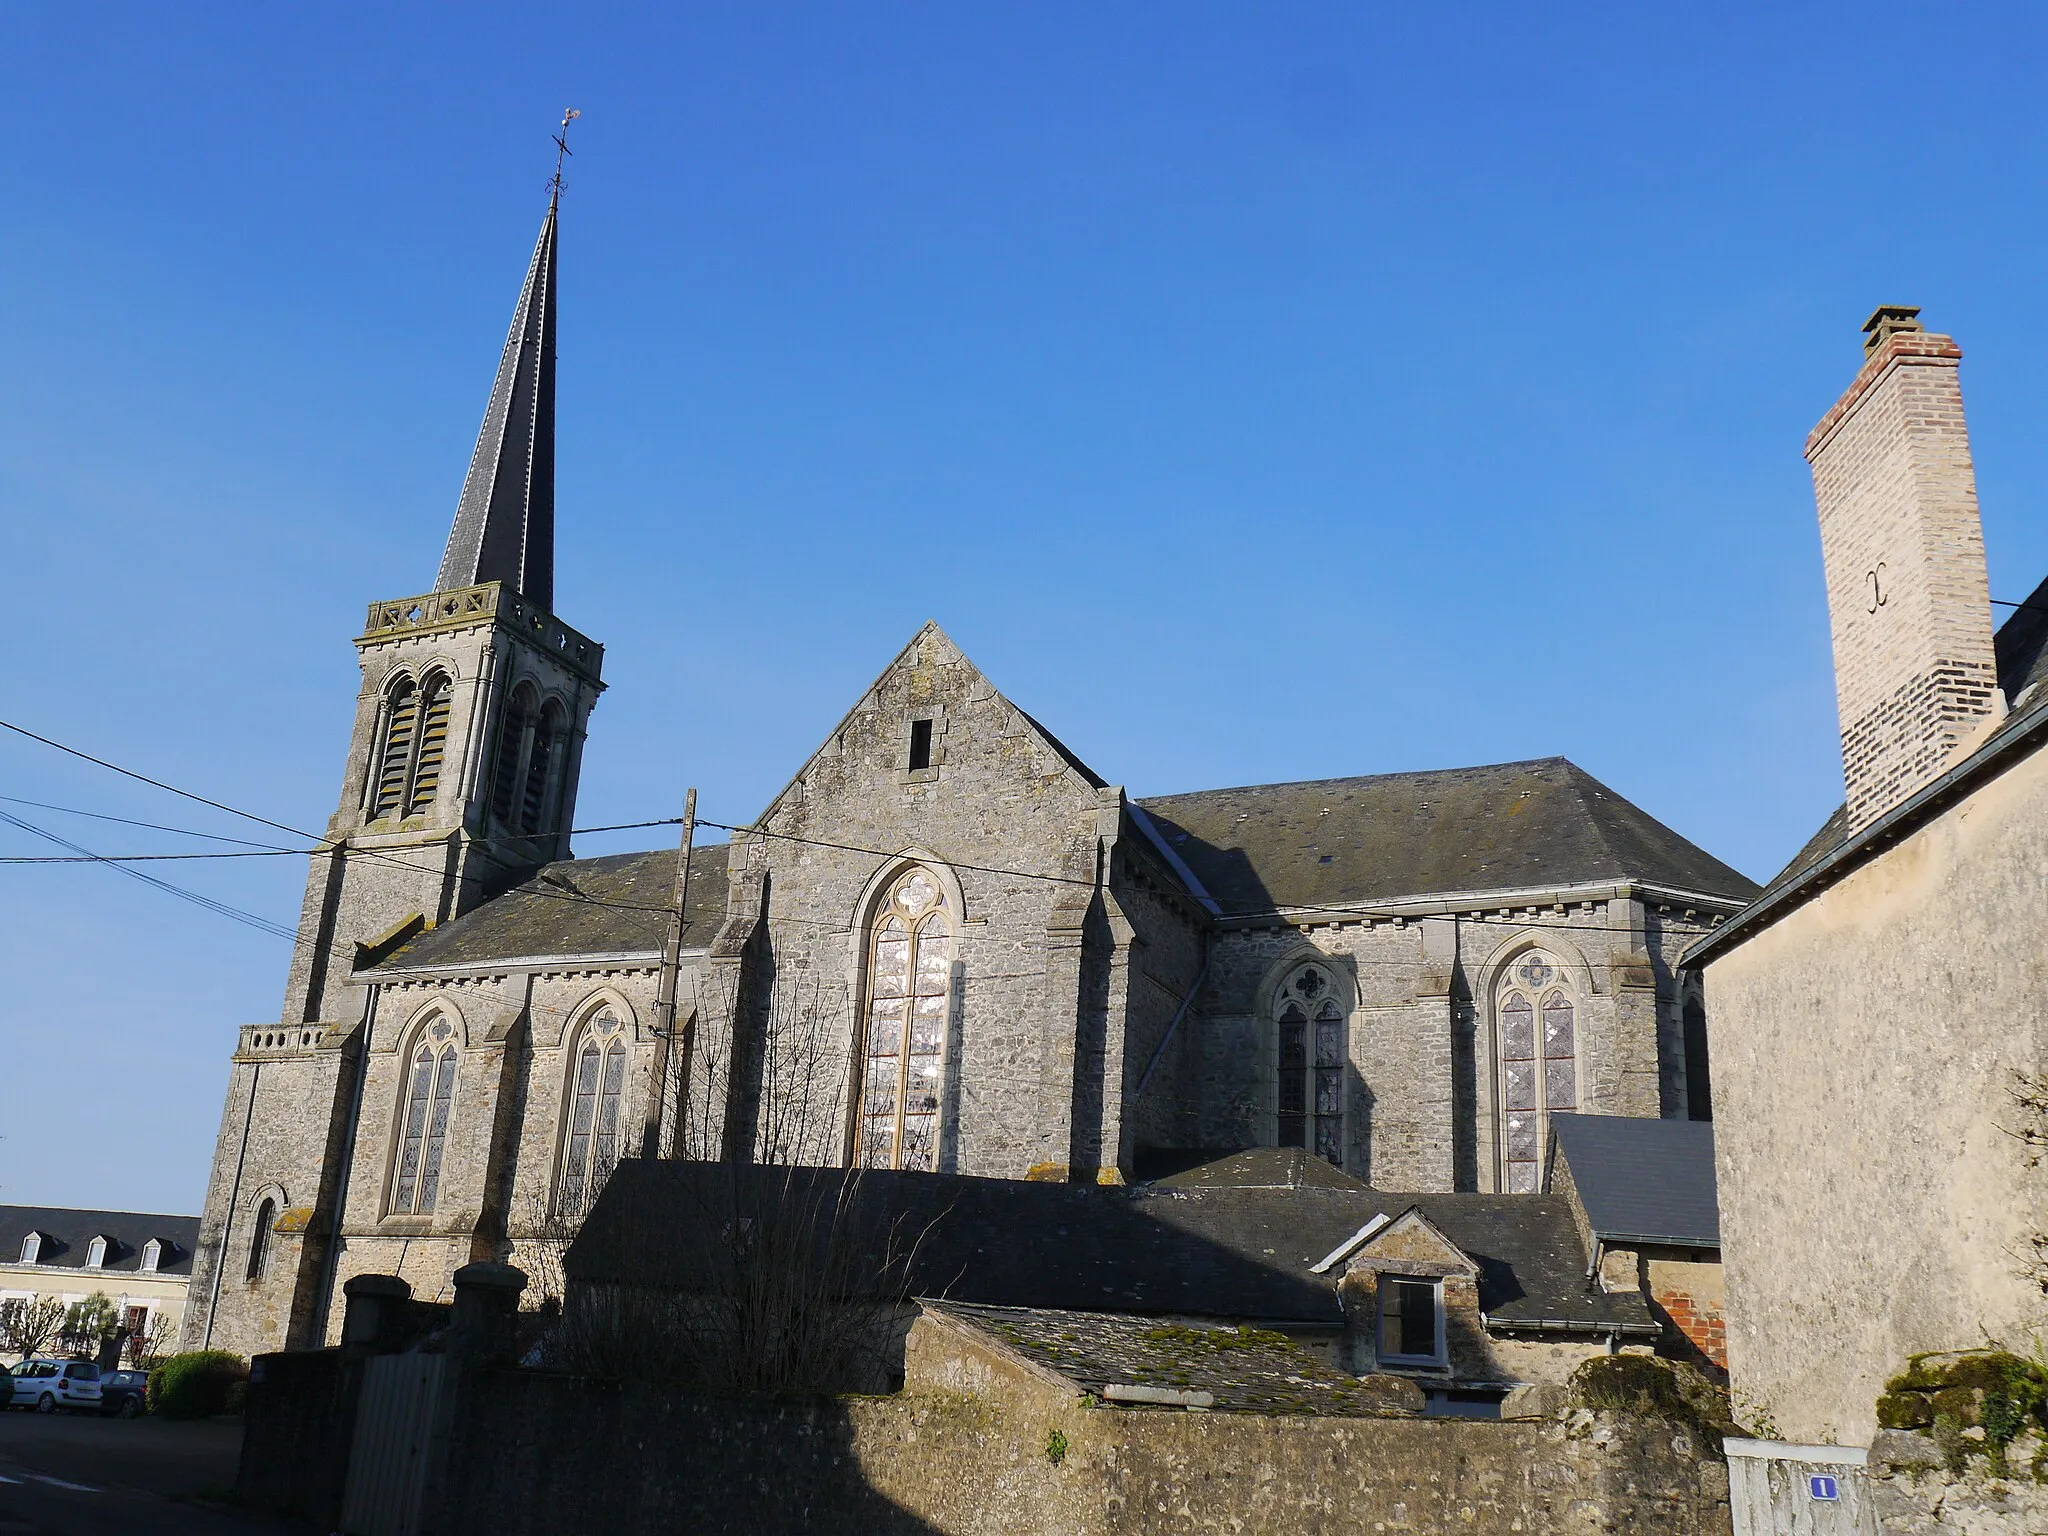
(5, 1359), (103, 1413)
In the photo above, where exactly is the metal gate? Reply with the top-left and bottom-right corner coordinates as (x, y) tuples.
(1726, 1439), (1876, 1536)
(339, 1353), (452, 1536)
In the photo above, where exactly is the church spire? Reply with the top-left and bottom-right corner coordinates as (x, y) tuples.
(435, 161), (562, 612)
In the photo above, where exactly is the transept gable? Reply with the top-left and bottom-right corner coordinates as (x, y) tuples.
(749, 620), (1114, 849)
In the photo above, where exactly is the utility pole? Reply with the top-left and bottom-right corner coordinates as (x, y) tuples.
(643, 788), (696, 1159)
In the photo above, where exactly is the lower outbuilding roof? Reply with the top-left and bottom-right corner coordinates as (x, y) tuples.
(568, 1157), (1653, 1336)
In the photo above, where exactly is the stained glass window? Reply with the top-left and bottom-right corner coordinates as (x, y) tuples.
(859, 871), (950, 1170)
(392, 1022), (459, 1214)
(1276, 966), (1346, 1168)
(558, 1011), (628, 1215)
(1496, 956), (1577, 1193)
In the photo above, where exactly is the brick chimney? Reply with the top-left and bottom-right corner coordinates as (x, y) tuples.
(1805, 306), (2002, 831)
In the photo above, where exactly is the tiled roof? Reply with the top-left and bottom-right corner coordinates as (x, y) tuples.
(366, 844), (729, 975)
(0, 1206), (199, 1278)
(568, 1159), (1651, 1335)
(1549, 1113), (1719, 1248)
(1136, 758), (1757, 917)
(929, 1302), (1420, 1415)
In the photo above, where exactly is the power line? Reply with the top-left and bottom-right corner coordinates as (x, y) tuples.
(4, 718), (1724, 955)
(0, 809), (296, 941)
(0, 795), (302, 849)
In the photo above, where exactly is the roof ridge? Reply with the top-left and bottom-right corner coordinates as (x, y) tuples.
(1136, 756), (1576, 805)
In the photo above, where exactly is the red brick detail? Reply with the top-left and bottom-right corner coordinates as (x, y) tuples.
(1806, 329), (1964, 460)
(1653, 1287), (1726, 1370)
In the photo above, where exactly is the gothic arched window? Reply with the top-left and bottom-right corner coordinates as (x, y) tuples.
(1496, 951), (1578, 1193)
(520, 700), (566, 835)
(1276, 963), (1346, 1168)
(404, 673), (453, 817)
(489, 683), (537, 827)
(246, 1198), (275, 1281)
(558, 1010), (628, 1214)
(857, 869), (951, 1171)
(370, 676), (420, 820)
(392, 1017), (460, 1214)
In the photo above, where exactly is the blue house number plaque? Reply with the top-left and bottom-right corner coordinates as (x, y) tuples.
(1807, 1474), (1840, 1501)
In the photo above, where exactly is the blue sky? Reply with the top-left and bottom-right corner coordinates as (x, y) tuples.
(6, 4), (2047, 1211)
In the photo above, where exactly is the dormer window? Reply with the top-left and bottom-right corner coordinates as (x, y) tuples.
(85, 1236), (109, 1269)
(908, 718), (934, 772)
(140, 1239), (163, 1273)
(1377, 1277), (1445, 1366)
(19, 1232), (42, 1265)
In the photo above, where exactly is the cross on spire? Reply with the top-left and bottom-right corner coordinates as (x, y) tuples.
(549, 108), (580, 205)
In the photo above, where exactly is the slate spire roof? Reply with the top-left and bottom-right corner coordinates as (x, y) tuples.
(435, 191), (559, 612)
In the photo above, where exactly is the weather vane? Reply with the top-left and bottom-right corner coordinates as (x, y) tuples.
(549, 108), (581, 201)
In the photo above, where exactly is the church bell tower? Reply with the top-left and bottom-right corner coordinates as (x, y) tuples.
(279, 184), (605, 1026)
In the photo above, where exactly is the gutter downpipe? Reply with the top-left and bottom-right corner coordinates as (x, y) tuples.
(201, 1052), (262, 1350)
(312, 984), (380, 1345)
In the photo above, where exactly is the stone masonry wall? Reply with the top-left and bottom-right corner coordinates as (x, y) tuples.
(425, 1368), (1733, 1536)
(1704, 747), (2048, 1444)
(1197, 899), (1714, 1192)
(703, 624), (1187, 1182)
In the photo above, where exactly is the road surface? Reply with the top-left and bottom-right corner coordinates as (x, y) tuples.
(0, 1408), (311, 1535)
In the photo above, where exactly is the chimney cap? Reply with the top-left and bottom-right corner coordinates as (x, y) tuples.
(1862, 304), (1924, 354)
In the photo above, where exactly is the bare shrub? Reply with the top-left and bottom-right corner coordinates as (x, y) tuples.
(549, 958), (941, 1393)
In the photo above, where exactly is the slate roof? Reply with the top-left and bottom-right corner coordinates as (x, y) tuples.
(0, 1206), (199, 1277)
(366, 844), (729, 975)
(1136, 758), (1757, 917)
(929, 1302), (1419, 1415)
(568, 1159), (1652, 1335)
(1548, 1113), (1719, 1248)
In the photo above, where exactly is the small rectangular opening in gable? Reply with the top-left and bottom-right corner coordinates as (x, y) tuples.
(908, 718), (934, 772)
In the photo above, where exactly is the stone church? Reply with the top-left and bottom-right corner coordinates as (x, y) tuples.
(182, 191), (1758, 1358)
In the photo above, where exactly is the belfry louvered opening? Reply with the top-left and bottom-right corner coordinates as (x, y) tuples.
(489, 685), (535, 827)
(406, 676), (452, 816)
(371, 679), (420, 819)
(487, 684), (566, 837)
(369, 671), (453, 823)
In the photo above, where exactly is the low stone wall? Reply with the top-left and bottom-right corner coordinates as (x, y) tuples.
(238, 1347), (356, 1529)
(1871, 1466), (2048, 1534)
(425, 1369), (1732, 1536)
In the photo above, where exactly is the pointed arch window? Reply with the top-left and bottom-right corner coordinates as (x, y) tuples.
(369, 671), (452, 821)
(247, 1198), (275, 1281)
(85, 1236), (108, 1269)
(487, 683), (565, 835)
(520, 700), (566, 835)
(1276, 964), (1346, 1167)
(857, 870), (951, 1171)
(371, 677), (420, 819)
(392, 1017), (460, 1214)
(1496, 951), (1578, 1193)
(405, 674), (452, 816)
(558, 1010), (628, 1215)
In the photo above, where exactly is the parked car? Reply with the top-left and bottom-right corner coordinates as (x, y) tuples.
(4, 1359), (103, 1413)
(99, 1369), (148, 1418)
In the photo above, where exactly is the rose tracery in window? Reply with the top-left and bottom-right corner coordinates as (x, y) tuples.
(1276, 964), (1345, 1168)
(1496, 951), (1578, 1193)
(857, 870), (951, 1171)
